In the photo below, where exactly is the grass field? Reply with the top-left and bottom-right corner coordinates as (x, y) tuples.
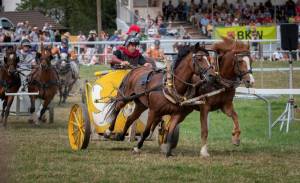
(1, 63), (300, 182)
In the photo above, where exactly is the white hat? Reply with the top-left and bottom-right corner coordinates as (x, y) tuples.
(89, 30), (97, 34)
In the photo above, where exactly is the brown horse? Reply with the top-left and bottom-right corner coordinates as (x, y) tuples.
(28, 45), (59, 124)
(104, 43), (216, 155)
(162, 37), (255, 157)
(0, 48), (21, 127)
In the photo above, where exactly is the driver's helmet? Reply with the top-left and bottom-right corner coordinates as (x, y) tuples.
(154, 39), (160, 46)
(21, 39), (31, 47)
(124, 35), (140, 47)
(60, 52), (68, 61)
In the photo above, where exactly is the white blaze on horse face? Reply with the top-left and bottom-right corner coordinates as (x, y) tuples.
(242, 56), (255, 84)
(203, 56), (210, 67)
(9, 54), (14, 60)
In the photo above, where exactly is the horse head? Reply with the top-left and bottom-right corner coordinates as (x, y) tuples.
(3, 47), (19, 76)
(37, 44), (53, 70)
(191, 42), (216, 83)
(217, 39), (255, 88)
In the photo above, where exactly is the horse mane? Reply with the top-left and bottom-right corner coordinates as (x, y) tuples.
(212, 37), (249, 54)
(174, 44), (209, 69)
(3, 35), (11, 43)
(174, 45), (191, 69)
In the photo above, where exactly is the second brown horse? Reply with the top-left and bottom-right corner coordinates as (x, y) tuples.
(28, 45), (59, 124)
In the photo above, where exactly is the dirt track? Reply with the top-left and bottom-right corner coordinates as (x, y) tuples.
(0, 128), (9, 183)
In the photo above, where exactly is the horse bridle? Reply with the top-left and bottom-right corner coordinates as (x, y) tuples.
(192, 52), (214, 82)
(233, 51), (253, 79)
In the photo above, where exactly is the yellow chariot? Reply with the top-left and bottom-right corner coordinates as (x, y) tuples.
(67, 67), (179, 151)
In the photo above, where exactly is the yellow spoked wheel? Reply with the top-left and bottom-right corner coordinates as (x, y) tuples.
(68, 103), (91, 151)
(158, 116), (180, 150)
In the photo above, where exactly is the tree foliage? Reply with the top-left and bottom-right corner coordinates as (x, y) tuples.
(17, 0), (116, 34)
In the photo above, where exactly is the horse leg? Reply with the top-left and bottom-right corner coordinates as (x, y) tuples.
(58, 84), (63, 105)
(116, 103), (147, 141)
(133, 110), (160, 153)
(200, 106), (210, 157)
(28, 96), (38, 124)
(62, 85), (68, 103)
(39, 99), (51, 123)
(164, 113), (187, 157)
(103, 101), (127, 138)
(147, 117), (163, 140)
(0, 99), (7, 123)
(222, 102), (241, 146)
(3, 96), (14, 127)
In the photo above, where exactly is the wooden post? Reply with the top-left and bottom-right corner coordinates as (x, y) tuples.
(96, 0), (102, 34)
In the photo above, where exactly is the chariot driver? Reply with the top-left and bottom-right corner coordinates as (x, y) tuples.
(110, 35), (152, 68)
(16, 39), (37, 90)
(51, 38), (79, 78)
(17, 39), (36, 68)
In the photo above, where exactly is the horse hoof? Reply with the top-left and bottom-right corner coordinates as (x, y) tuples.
(34, 120), (41, 126)
(40, 116), (47, 123)
(165, 152), (174, 158)
(200, 145), (210, 158)
(160, 143), (168, 154)
(2, 123), (7, 128)
(232, 138), (240, 146)
(115, 133), (125, 141)
(132, 147), (141, 154)
(103, 129), (111, 139)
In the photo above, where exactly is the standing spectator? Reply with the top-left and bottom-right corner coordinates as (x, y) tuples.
(296, 0), (300, 15)
(48, 25), (55, 42)
(190, 0), (197, 12)
(162, 1), (167, 21)
(41, 30), (50, 42)
(77, 31), (86, 62)
(166, 1), (175, 21)
(54, 30), (61, 42)
(29, 27), (39, 53)
(183, 1), (189, 21)
(286, 0), (296, 17)
(134, 10), (139, 24)
(176, 1), (184, 21)
(86, 30), (97, 65)
(0, 26), (5, 52)
(43, 22), (49, 31)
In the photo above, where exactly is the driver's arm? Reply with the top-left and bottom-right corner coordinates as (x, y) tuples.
(110, 50), (127, 65)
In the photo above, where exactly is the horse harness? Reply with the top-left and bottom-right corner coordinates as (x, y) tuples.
(162, 51), (214, 105)
(214, 51), (252, 89)
(0, 65), (21, 93)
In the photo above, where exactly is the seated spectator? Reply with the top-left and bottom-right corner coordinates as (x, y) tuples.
(199, 14), (209, 35)
(146, 14), (155, 29)
(146, 39), (165, 61)
(166, 21), (178, 36)
(206, 21), (214, 38)
(272, 48), (284, 61)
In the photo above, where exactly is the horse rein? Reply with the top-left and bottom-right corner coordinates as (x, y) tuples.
(164, 51), (214, 104)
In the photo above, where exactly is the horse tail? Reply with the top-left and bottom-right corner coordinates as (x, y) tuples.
(104, 70), (134, 122)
